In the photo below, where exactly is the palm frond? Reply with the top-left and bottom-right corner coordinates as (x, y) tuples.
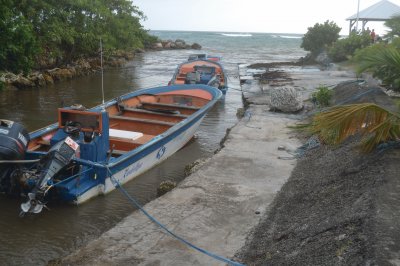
(311, 103), (400, 152)
(357, 47), (400, 88)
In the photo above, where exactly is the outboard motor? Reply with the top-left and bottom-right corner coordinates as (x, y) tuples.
(0, 119), (29, 160)
(20, 136), (79, 215)
(0, 120), (29, 192)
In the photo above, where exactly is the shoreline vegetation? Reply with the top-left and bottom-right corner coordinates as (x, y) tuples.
(0, 39), (201, 90)
(0, 0), (201, 90)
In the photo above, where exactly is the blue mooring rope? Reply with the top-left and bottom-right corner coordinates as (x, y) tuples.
(51, 167), (94, 187)
(106, 168), (245, 266)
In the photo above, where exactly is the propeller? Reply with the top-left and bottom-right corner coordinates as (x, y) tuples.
(20, 193), (45, 215)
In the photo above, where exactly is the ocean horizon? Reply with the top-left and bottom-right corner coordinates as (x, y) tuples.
(150, 29), (305, 36)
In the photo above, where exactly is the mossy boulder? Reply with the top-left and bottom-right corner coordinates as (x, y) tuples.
(157, 180), (177, 196)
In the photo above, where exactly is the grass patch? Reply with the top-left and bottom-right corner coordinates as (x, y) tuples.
(312, 85), (333, 107)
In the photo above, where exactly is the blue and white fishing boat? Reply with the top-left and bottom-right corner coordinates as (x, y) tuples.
(0, 84), (221, 214)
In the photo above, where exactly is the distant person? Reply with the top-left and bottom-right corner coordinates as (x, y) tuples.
(365, 27), (371, 35)
(370, 29), (376, 42)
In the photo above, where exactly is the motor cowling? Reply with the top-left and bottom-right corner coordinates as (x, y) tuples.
(20, 137), (79, 215)
(0, 120), (29, 194)
(0, 119), (29, 160)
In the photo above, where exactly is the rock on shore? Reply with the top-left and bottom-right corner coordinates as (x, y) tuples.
(3, 57), (108, 89)
(152, 39), (202, 50)
(1, 39), (201, 89)
(270, 86), (303, 112)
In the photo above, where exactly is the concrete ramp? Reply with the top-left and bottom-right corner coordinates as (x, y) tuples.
(61, 106), (300, 265)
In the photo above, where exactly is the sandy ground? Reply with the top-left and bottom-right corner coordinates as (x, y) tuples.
(56, 64), (393, 265)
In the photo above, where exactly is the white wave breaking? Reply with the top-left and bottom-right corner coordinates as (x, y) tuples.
(272, 35), (302, 39)
(221, 33), (252, 37)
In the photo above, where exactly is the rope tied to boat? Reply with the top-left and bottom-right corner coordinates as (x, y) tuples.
(51, 167), (94, 187)
(106, 167), (245, 266)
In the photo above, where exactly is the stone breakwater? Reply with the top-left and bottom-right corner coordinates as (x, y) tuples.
(0, 39), (201, 89)
(151, 39), (201, 50)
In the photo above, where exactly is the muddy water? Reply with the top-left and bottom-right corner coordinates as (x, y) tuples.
(0, 51), (243, 265)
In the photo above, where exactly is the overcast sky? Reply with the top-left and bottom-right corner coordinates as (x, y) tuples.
(134, 0), (398, 35)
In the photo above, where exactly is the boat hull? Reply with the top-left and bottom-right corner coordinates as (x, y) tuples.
(74, 115), (204, 204)
(1, 84), (221, 213)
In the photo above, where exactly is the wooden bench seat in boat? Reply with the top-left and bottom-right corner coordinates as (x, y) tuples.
(109, 129), (143, 140)
(140, 102), (200, 110)
(109, 115), (176, 127)
(120, 106), (188, 123)
(109, 116), (174, 136)
(109, 132), (155, 153)
(122, 106), (189, 118)
(138, 102), (200, 115)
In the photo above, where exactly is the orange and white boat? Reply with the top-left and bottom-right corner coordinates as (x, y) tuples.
(169, 56), (228, 94)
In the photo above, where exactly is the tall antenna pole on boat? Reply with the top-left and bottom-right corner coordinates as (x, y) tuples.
(100, 38), (105, 105)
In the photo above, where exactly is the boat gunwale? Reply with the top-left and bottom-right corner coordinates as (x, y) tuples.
(27, 85), (222, 169)
(105, 85), (221, 168)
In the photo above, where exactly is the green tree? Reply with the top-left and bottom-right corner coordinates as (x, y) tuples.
(301, 20), (341, 56)
(17, 0), (150, 61)
(0, 0), (39, 73)
(328, 32), (371, 62)
(385, 15), (400, 38)
(2, 0), (156, 71)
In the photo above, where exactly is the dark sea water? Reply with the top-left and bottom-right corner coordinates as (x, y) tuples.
(0, 31), (306, 265)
